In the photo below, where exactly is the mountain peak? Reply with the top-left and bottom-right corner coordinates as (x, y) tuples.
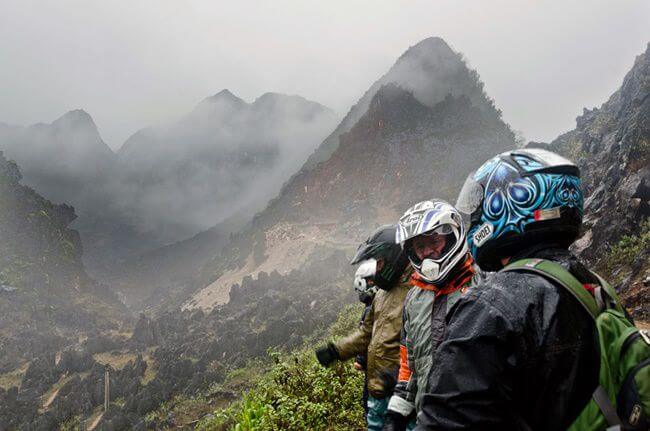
(254, 92), (330, 108)
(204, 89), (246, 104)
(302, 36), (499, 170)
(54, 109), (97, 130)
(401, 37), (454, 59)
(194, 89), (247, 115)
(254, 92), (294, 103)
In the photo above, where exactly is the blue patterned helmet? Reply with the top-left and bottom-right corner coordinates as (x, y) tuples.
(456, 148), (583, 271)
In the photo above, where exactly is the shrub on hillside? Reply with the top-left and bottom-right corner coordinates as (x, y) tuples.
(199, 305), (366, 431)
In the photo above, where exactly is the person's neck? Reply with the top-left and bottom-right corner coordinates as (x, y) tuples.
(507, 242), (567, 264)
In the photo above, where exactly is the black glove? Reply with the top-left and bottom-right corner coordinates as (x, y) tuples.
(315, 343), (339, 367)
(380, 368), (398, 396)
(382, 410), (410, 431)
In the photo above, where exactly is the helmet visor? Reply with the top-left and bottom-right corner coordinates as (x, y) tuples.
(456, 173), (483, 217)
(405, 226), (458, 266)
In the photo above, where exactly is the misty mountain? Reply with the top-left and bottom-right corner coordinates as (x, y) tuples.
(181, 37), (516, 311)
(108, 212), (247, 310)
(115, 90), (337, 242)
(3, 37), (648, 430)
(0, 92), (338, 280)
(0, 110), (115, 207)
(303, 37), (499, 169)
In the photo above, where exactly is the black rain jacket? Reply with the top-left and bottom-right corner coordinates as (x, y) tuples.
(414, 245), (600, 430)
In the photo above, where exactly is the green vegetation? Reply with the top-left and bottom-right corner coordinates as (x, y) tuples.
(200, 304), (365, 431)
(604, 218), (650, 276)
(59, 416), (83, 431)
(147, 304), (366, 431)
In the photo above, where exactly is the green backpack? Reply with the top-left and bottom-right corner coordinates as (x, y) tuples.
(504, 258), (650, 431)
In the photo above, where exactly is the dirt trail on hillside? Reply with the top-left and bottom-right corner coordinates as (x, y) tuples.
(184, 223), (357, 311)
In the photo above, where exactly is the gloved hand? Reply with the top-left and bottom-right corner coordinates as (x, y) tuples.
(380, 368), (398, 396)
(382, 410), (410, 431)
(315, 343), (339, 367)
(355, 354), (367, 370)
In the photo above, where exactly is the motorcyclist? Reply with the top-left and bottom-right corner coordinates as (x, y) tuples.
(354, 272), (378, 419)
(414, 148), (599, 430)
(315, 224), (412, 430)
(383, 200), (480, 431)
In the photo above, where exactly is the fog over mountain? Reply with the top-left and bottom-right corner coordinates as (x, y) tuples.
(0, 110), (115, 208)
(116, 90), (337, 240)
(304, 36), (500, 169)
(0, 92), (337, 276)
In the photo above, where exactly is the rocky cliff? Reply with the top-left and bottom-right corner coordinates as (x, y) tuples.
(548, 42), (650, 317)
(0, 151), (126, 376)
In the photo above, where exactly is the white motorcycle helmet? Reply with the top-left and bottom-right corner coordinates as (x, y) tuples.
(396, 199), (468, 285)
(353, 258), (379, 298)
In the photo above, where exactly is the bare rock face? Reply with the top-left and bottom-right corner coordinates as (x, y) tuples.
(549, 43), (650, 316)
(550, 43), (649, 262)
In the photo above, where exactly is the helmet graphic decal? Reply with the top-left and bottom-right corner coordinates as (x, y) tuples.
(458, 149), (584, 270)
(466, 154), (583, 260)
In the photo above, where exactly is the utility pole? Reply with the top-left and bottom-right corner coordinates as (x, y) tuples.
(104, 365), (110, 412)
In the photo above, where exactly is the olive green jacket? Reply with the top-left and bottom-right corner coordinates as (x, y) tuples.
(333, 274), (412, 398)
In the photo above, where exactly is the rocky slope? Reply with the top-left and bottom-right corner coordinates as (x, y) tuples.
(0, 152), (127, 369)
(547, 42), (650, 317)
(107, 213), (246, 311)
(0, 247), (354, 430)
(0, 152), (131, 429)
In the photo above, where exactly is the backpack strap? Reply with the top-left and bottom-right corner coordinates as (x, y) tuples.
(502, 258), (600, 319)
(593, 385), (623, 429)
(503, 258), (627, 430)
(591, 272), (625, 315)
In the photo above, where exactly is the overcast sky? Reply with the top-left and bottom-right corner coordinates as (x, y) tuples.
(0, 0), (648, 150)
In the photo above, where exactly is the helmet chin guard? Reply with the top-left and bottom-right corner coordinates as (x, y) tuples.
(420, 259), (440, 281)
(353, 259), (379, 297)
